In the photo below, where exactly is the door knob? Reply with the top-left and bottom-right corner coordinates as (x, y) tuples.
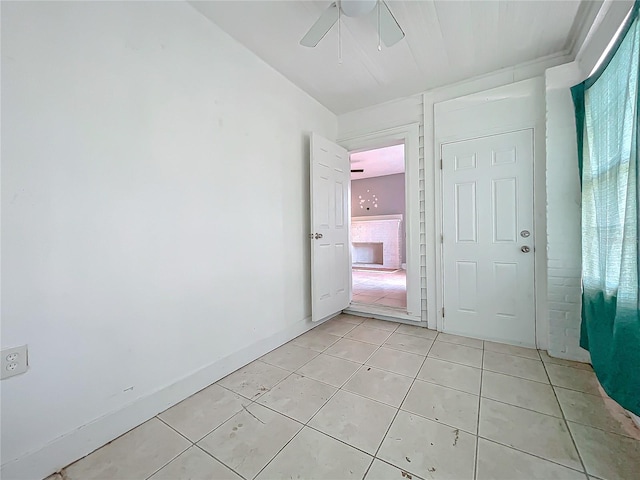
(315, 233), (323, 239)
(521, 246), (531, 253)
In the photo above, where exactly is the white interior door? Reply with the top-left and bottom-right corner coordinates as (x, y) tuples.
(442, 129), (535, 346)
(311, 133), (351, 322)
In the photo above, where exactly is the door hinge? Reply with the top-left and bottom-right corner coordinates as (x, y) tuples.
(440, 158), (443, 170)
(441, 234), (443, 243)
(442, 307), (445, 318)
(308, 233), (314, 239)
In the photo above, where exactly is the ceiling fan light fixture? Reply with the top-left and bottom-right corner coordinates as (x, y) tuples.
(340, 0), (377, 18)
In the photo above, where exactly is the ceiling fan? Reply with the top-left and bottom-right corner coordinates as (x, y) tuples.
(300, 0), (405, 49)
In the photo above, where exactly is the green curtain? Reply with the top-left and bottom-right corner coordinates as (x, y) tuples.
(571, 3), (640, 415)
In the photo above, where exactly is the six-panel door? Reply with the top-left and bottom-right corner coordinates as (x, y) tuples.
(311, 133), (351, 321)
(442, 129), (535, 346)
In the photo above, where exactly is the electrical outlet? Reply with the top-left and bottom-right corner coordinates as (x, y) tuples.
(1, 345), (28, 380)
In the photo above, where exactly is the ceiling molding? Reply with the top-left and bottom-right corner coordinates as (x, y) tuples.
(566, 0), (606, 57)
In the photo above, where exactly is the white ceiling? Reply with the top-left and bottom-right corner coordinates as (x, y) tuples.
(350, 144), (404, 180)
(190, 1), (595, 114)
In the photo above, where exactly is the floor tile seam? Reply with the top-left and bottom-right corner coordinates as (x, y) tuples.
(326, 334), (395, 350)
(299, 341), (388, 428)
(175, 444), (249, 480)
(380, 342), (431, 357)
(355, 323), (401, 334)
(191, 444), (249, 480)
(263, 352), (335, 395)
(482, 349), (544, 363)
(423, 354), (482, 372)
(141, 433), (192, 480)
(303, 422), (381, 457)
(322, 349), (380, 365)
(551, 384), (606, 397)
(473, 347), (484, 480)
(293, 338), (383, 383)
(369, 338), (436, 465)
(480, 366), (551, 385)
(251, 381), (383, 479)
(155, 413), (198, 444)
(540, 358), (589, 476)
(474, 436), (593, 477)
(161, 391), (267, 446)
(396, 405), (478, 436)
(478, 393), (564, 419)
(362, 362), (422, 380)
(258, 348), (323, 374)
(369, 457), (426, 480)
(435, 339), (484, 351)
(241, 422), (307, 480)
(483, 349), (543, 361)
(412, 376), (480, 396)
(564, 418), (640, 442)
(392, 330), (438, 341)
(339, 379), (413, 410)
(427, 354), (482, 370)
(344, 335), (396, 347)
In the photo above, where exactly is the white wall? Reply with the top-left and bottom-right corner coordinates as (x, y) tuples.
(0, 2), (336, 478)
(543, 0), (633, 361)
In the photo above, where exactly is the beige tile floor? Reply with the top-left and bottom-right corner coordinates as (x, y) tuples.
(352, 268), (406, 308)
(52, 315), (640, 480)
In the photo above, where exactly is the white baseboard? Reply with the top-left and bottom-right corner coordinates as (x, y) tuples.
(1, 316), (317, 480)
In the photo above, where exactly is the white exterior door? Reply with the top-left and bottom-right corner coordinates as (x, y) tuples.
(441, 130), (535, 346)
(311, 133), (351, 322)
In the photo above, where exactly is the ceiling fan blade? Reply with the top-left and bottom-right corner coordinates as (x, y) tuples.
(379, 1), (405, 47)
(300, 2), (339, 47)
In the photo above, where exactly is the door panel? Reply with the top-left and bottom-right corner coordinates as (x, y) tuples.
(442, 129), (535, 346)
(311, 133), (350, 321)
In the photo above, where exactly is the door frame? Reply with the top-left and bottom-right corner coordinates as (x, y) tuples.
(438, 128), (537, 345)
(338, 123), (422, 323)
(431, 79), (548, 348)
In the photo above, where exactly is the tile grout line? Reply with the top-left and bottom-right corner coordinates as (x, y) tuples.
(540, 358), (590, 479)
(475, 436), (594, 475)
(362, 331), (439, 480)
(473, 343), (485, 480)
(141, 425), (192, 480)
(192, 444), (249, 480)
(250, 316), (393, 480)
(184, 325), (359, 480)
(140, 321), (556, 480)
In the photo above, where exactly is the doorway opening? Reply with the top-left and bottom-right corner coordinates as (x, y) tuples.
(350, 143), (407, 310)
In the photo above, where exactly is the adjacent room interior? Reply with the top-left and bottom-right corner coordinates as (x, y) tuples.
(2, 1), (639, 480)
(350, 144), (407, 310)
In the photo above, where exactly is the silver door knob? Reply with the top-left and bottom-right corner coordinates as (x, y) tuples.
(521, 246), (531, 253)
(315, 233), (323, 239)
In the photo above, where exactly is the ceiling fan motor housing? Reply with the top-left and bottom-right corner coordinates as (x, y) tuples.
(340, 0), (378, 17)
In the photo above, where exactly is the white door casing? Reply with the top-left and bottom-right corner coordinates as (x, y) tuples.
(338, 123), (422, 323)
(310, 133), (351, 322)
(441, 129), (536, 346)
